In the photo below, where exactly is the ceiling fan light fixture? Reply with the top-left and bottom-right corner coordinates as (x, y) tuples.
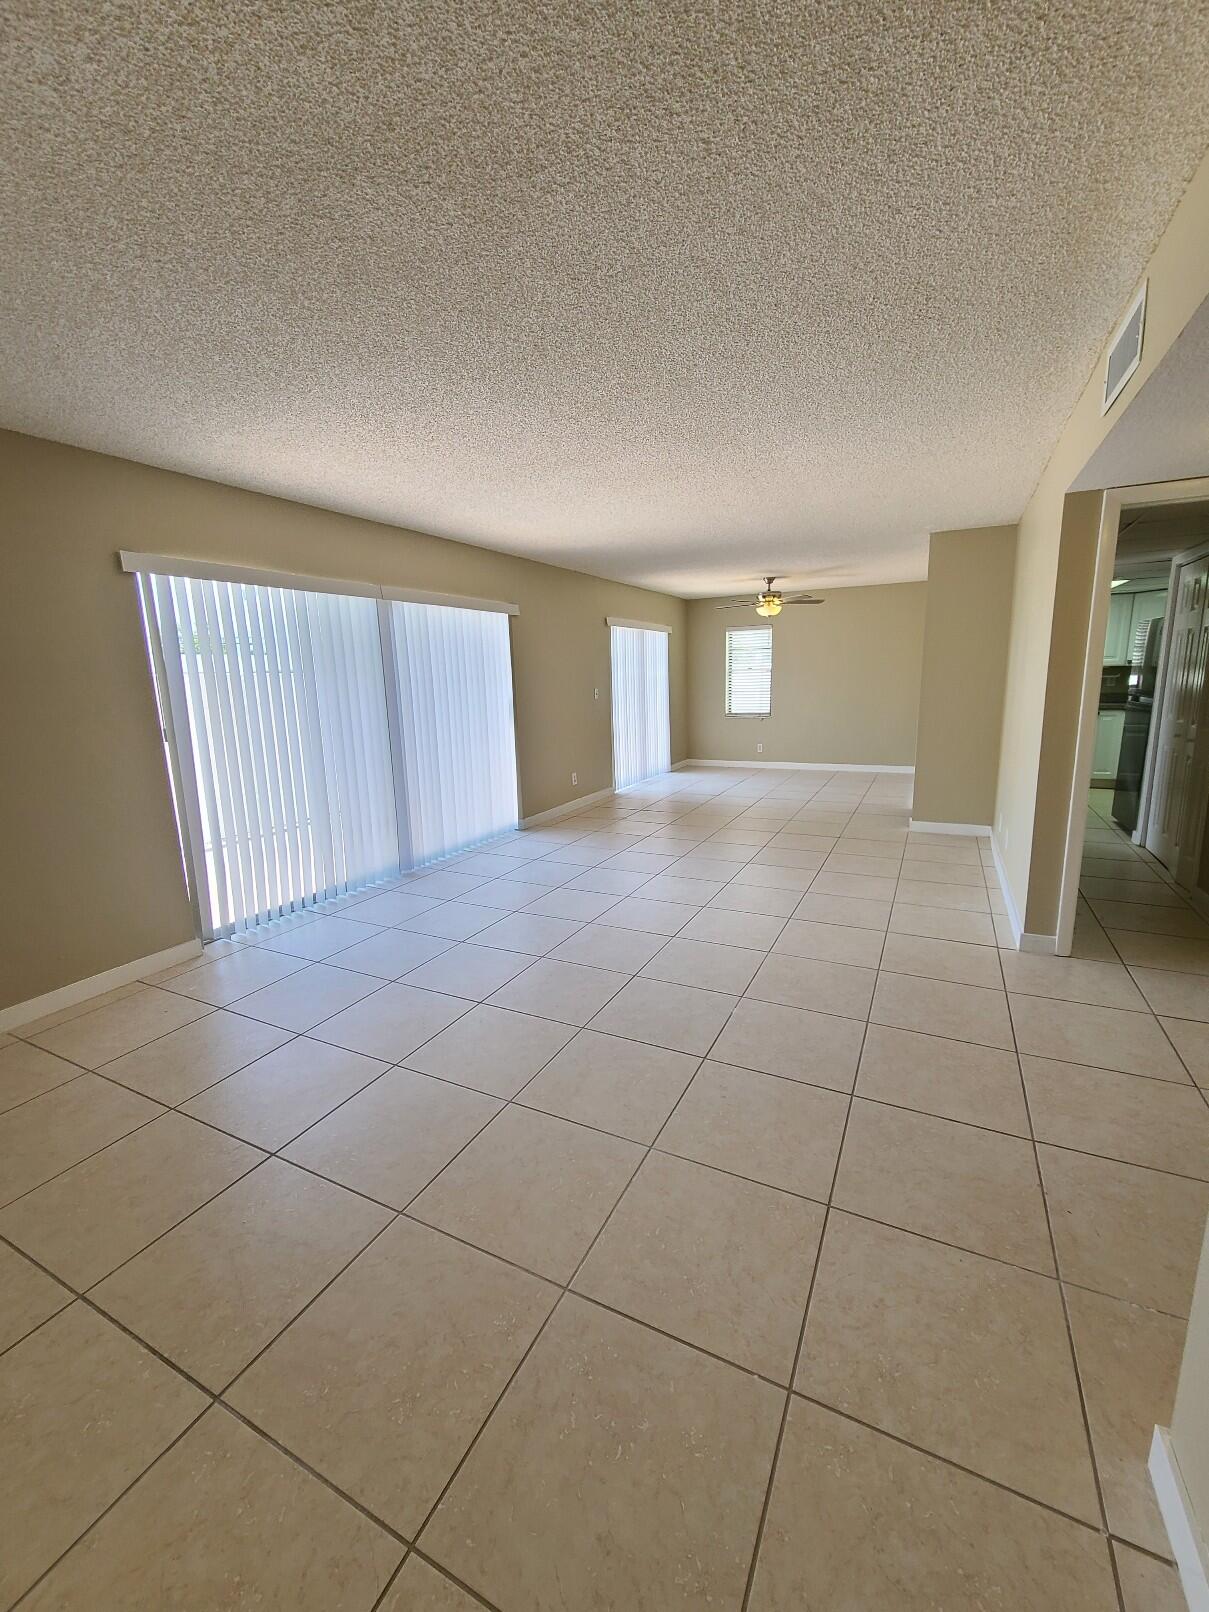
(755, 595), (782, 617)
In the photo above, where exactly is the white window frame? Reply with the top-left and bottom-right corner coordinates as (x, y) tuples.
(725, 626), (773, 716)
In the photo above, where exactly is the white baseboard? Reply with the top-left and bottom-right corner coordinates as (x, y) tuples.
(990, 834), (1025, 951)
(1150, 1426), (1209, 1612)
(521, 785), (614, 828)
(0, 939), (204, 1033)
(988, 833), (1059, 954)
(682, 758), (915, 774)
(909, 820), (991, 836)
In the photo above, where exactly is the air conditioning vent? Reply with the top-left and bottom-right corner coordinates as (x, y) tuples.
(1102, 281), (1146, 413)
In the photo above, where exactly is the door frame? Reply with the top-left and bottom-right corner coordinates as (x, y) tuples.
(1056, 475), (1209, 957)
(1136, 540), (1209, 858)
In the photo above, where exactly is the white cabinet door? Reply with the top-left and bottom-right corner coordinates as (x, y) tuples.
(1103, 595), (1132, 663)
(1092, 710), (1125, 780)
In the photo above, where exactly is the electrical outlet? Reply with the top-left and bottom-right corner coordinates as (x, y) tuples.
(571, 772), (577, 786)
(756, 742), (763, 754)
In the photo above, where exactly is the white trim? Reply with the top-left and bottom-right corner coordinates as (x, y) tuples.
(521, 785), (615, 827)
(0, 939), (203, 1033)
(1102, 279), (1147, 414)
(909, 820), (991, 836)
(1057, 490), (1116, 957)
(120, 551), (378, 600)
(683, 757), (915, 773)
(605, 617), (671, 633)
(1020, 931), (1059, 954)
(119, 553), (519, 615)
(1057, 476), (1209, 960)
(1150, 1426), (1209, 1612)
(991, 834), (1024, 951)
(381, 585), (518, 615)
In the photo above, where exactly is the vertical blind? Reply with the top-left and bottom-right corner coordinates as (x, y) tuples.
(725, 626), (773, 715)
(138, 571), (521, 938)
(385, 601), (520, 865)
(141, 574), (398, 938)
(610, 625), (671, 790)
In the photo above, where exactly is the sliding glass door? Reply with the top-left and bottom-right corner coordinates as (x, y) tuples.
(383, 600), (520, 865)
(141, 574), (399, 937)
(137, 567), (521, 938)
(610, 622), (671, 790)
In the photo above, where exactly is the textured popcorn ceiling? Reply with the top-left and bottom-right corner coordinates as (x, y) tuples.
(2, 3), (1208, 595)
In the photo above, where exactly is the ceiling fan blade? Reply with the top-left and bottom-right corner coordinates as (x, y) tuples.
(712, 601), (753, 609)
(784, 597), (824, 605)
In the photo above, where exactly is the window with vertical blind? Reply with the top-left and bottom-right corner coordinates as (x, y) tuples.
(725, 626), (773, 714)
(132, 558), (521, 939)
(139, 573), (399, 938)
(383, 600), (519, 865)
(609, 623), (671, 790)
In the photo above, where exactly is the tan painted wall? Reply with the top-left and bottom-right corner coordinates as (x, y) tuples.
(913, 525), (1017, 827)
(994, 150), (1209, 935)
(0, 430), (688, 1010)
(1171, 1216), (1209, 1555)
(686, 583), (927, 767)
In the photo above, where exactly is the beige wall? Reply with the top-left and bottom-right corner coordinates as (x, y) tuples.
(913, 525), (1017, 826)
(1171, 1216), (1209, 1562)
(686, 583), (927, 767)
(0, 430), (688, 1011)
(994, 150), (1209, 936)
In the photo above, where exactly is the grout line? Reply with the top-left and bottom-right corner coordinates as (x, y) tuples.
(8, 1394), (217, 1609)
(392, 950), (761, 1569)
(787, 1388), (1151, 1544)
(739, 981), (871, 1606)
(8, 775), (1194, 1604)
(994, 935), (1128, 1612)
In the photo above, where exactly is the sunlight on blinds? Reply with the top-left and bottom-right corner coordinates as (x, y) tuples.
(386, 601), (520, 864)
(140, 574), (399, 937)
(610, 625), (671, 790)
(725, 626), (773, 715)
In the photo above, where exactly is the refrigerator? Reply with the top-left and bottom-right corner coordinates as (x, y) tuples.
(1112, 616), (1164, 833)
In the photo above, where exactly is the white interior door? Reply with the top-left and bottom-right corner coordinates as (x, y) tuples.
(610, 625), (671, 790)
(1147, 555), (1209, 872)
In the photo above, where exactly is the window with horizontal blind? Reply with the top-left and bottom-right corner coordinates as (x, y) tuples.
(725, 626), (773, 715)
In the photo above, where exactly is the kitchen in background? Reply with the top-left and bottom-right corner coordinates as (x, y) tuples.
(1093, 574), (1168, 831)
(1087, 498), (1209, 914)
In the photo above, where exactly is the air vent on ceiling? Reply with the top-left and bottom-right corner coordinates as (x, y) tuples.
(1102, 281), (1147, 414)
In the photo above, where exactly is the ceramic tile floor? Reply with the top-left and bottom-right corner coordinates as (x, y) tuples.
(1, 767), (1205, 1610)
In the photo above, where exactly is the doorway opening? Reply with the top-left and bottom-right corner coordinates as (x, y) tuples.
(1061, 483), (1209, 955)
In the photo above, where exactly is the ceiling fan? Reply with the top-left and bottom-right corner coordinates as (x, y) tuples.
(713, 577), (824, 618)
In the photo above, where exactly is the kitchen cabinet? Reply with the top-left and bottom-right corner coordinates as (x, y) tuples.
(1128, 590), (1167, 661)
(1103, 587), (1168, 666)
(1103, 595), (1132, 663)
(1093, 709), (1126, 782)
